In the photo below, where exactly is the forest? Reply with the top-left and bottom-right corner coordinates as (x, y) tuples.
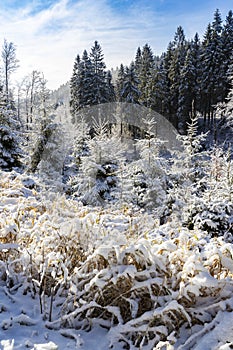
(0, 8), (233, 350)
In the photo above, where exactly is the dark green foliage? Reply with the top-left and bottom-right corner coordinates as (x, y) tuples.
(70, 41), (115, 121)
(27, 119), (55, 173)
(120, 62), (140, 104)
(0, 90), (22, 170)
(130, 10), (232, 133)
(116, 63), (126, 102)
(69, 9), (233, 134)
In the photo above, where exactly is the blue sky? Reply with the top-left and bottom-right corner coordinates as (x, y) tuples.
(1, 0), (232, 90)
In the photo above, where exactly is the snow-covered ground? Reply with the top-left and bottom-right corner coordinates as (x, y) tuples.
(0, 284), (124, 350)
(1, 287), (233, 350)
(1, 170), (233, 350)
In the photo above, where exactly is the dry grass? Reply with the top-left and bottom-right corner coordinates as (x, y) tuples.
(1, 170), (233, 348)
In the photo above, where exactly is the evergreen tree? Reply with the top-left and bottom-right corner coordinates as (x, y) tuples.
(199, 23), (213, 123)
(70, 48), (98, 119)
(0, 87), (22, 170)
(178, 43), (199, 132)
(134, 47), (142, 73)
(70, 54), (82, 120)
(168, 26), (187, 127)
(222, 10), (233, 96)
(89, 41), (109, 105)
(136, 44), (155, 106)
(80, 50), (95, 107)
(211, 9), (225, 105)
(71, 119), (125, 205)
(116, 64), (126, 102)
(121, 62), (140, 104)
(144, 67), (159, 111)
(191, 33), (201, 113)
(217, 74), (233, 131)
(26, 76), (57, 174)
(123, 117), (168, 209)
(199, 10), (224, 124)
(156, 45), (173, 117)
(70, 41), (114, 119)
(137, 120), (167, 209)
(105, 70), (115, 102)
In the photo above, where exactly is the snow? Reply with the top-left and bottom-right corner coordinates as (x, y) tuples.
(0, 157), (233, 349)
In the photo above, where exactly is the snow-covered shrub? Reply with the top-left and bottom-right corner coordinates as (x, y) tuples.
(0, 97), (22, 170)
(69, 118), (126, 205)
(2, 169), (233, 348)
(49, 224), (233, 349)
(169, 146), (233, 237)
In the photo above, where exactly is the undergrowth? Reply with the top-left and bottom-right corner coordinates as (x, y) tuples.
(1, 170), (233, 349)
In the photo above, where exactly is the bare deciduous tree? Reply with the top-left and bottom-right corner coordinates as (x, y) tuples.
(1, 39), (19, 102)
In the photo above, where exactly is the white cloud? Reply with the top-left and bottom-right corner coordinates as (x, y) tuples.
(0, 0), (168, 89)
(0, 0), (232, 90)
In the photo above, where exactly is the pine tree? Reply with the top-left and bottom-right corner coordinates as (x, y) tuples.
(0, 87), (22, 170)
(134, 47), (142, 73)
(156, 46), (173, 117)
(80, 50), (95, 107)
(121, 62), (140, 104)
(178, 44), (199, 132)
(199, 23), (213, 123)
(70, 48), (100, 121)
(70, 54), (82, 120)
(168, 26), (187, 127)
(211, 9), (225, 105)
(199, 10), (224, 124)
(222, 10), (233, 96)
(217, 74), (233, 131)
(116, 64), (126, 102)
(27, 76), (57, 174)
(89, 41), (109, 105)
(144, 67), (159, 111)
(105, 70), (115, 102)
(124, 117), (168, 209)
(70, 41), (114, 118)
(165, 113), (209, 227)
(136, 44), (155, 106)
(72, 119), (125, 205)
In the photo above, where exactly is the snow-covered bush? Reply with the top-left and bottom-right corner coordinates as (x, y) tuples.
(1, 134), (233, 348)
(48, 224), (233, 349)
(0, 97), (22, 170)
(69, 118), (126, 205)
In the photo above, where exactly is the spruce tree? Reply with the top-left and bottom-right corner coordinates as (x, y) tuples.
(0, 87), (22, 170)
(70, 41), (114, 121)
(89, 40), (109, 105)
(168, 26), (187, 127)
(178, 47), (198, 132)
(134, 47), (142, 73)
(199, 10), (224, 124)
(80, 50), (95, 107)
(105, 70), (115, 102)
(116, 64), (126, 102)
(211, 9), (225, 105)
(156, 45), (173, 117)
(136, 44), (155, 107)
(199, 23), (213, 123)
(71, 119), (125, 205)
(121, 62), (140, 104)
(70, 54), (81, 119)
(222, 10), (233, 96)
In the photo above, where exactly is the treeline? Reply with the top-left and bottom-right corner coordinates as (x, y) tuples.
(70, 9), (233, 132)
